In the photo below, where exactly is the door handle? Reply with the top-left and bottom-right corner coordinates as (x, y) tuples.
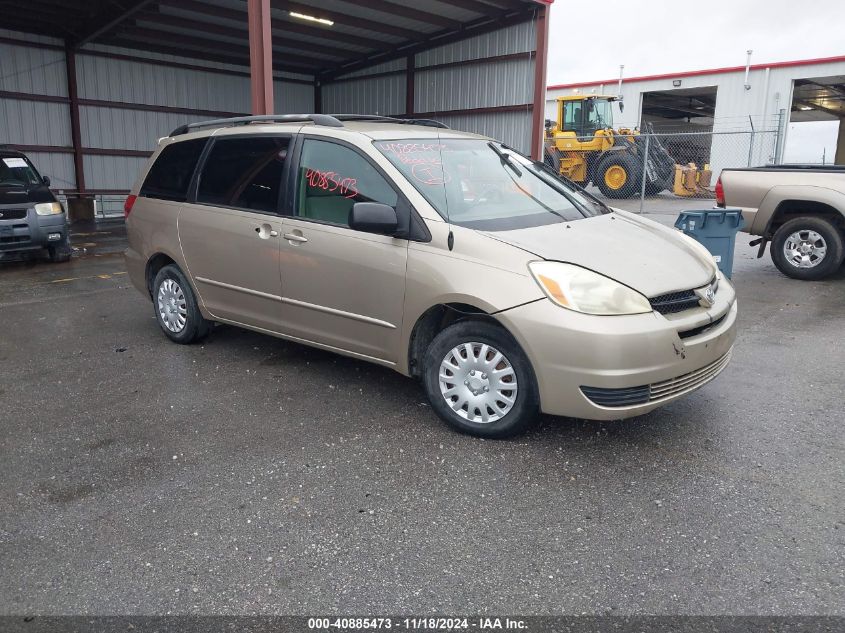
(255, 224), (278, 239)
(283, 232), (308, 244)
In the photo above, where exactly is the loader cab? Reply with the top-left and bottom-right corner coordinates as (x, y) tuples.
(558, 96), (615, 138)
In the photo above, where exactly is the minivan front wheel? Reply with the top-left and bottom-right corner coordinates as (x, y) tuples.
(423, 321), (539, 438)
(152, 265), (212, 344)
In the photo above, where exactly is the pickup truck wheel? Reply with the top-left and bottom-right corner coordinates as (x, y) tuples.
(770, 217), (844, 280)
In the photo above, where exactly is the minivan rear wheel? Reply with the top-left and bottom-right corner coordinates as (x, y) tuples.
(152, 264), (212, 344)
(423, 321), (539, 438)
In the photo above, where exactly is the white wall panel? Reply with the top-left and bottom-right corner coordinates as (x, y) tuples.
(0, 42), (67, 96)
(322, 75), (405, 116)
(0, 99), (71, 145)
(416, 21), (536, 68)
(434, 111), (533, 155)
(415, 58), (534, 113)
(273, 81), (315, 113)
(24, 152), (76, 190)
(83, 155), (149, 191)
(79, 106), (206, 151)
(76, 53), (253, 112)
(337, 58), (406, 80)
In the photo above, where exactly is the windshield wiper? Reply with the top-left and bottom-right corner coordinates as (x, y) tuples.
(530, 159), (612, 216)
(487, 142), (522, 177)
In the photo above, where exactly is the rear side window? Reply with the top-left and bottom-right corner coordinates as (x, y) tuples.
(140, 139), (206, 202)
(196, 136), (290, 213)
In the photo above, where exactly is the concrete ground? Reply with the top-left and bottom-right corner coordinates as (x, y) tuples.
(0, 217), (843, 615)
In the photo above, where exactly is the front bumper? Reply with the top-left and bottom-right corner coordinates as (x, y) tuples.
(496, 281), (738, 420)
(0, 207), (67, 254)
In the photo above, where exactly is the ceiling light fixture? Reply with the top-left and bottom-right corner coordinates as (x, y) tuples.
(290, 11), (334, 26)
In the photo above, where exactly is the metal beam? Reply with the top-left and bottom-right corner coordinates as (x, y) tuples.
(157, 0), (387, 52)
(112, 26), (320, 70)
(135, 12), (355, 61)
(270, 0), (418, 40)
(249, 0), (274, 115)
(99, 36), (313, 74)
(530, 3), (549, 160)
(322, 6), (534, 81)
(74, 0), (156, 47)
(64, 43), (85, 195)
(357, 0), (460, 28)
(443, 0), (514, 14)
(794, 99), (845, 118)
(797, 79), (845, 100)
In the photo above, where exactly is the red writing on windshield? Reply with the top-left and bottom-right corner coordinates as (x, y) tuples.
(305, 169), (358, 199)
(378, 142), (448, 166)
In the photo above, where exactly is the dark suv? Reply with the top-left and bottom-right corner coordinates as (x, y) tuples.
(0, 149), (71, 262)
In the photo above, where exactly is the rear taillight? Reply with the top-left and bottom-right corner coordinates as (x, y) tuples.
(714, 177), (725, 208)
(124, 194), (137, 217)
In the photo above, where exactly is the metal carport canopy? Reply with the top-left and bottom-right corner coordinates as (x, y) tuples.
(0, 0), (551, 156)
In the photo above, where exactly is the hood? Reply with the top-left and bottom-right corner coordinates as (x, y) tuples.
(484, 211), (716, 297)
(0, 184), (56, 206)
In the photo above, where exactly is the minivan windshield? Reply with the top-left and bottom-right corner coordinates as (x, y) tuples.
(375, 138), (608, 231)
(0, 156), (42, 188)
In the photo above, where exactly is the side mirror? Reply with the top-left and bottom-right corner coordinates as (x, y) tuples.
(349, 202), (399, 236)
(42, 176), (51, 187)
(618, 102), (625, 113)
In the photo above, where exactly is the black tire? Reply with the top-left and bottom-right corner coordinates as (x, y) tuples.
(47, 244), (72, 263)
(770, 217), (845, 281)
(594, 152), (642, 198)
(152, 264), (212, 344)
(422, 321), (539, 439)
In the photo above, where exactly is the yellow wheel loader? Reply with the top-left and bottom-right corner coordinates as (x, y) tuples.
(544, 95), (677, 198)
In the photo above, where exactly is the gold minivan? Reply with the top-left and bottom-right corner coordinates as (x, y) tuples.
(125, 114), (737, 438)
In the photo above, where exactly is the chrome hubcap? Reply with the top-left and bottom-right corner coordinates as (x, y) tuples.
(157, 279), (187, 333)
(438, 342), (518, 424)
(783, 230), (827, 269)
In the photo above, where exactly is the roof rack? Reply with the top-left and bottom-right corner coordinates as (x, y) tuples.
(169, 114), (344, 136)
(331, 114), (450, 129)
(169, 113), (450, 136)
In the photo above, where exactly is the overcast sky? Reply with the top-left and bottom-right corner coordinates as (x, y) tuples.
(546, 0), (845, 86)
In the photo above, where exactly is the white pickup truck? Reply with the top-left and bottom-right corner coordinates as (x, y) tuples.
(717, 165), (845, 280)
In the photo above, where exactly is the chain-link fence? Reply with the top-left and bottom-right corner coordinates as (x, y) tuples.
(545, 116), (786, 214)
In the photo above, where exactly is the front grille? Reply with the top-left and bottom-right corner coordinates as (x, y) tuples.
(581, 348), (732, 408)
(649, 289), (700, 314)
(0, 235), (30, 244)
(0, 208), (28, 220)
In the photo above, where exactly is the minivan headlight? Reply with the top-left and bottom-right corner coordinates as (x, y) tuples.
(528, 261), (652, 316)
(34, 202), (63, 215)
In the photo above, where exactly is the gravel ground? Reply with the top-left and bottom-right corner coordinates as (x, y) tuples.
(0, 219), (842, 615)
